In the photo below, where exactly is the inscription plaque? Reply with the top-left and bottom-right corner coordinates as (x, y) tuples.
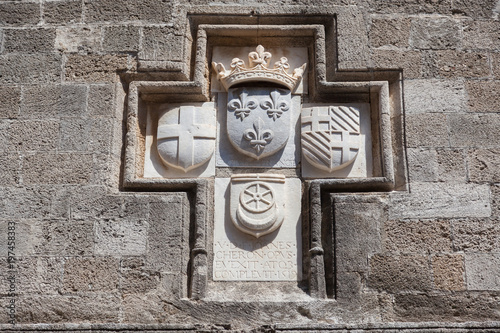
(214, 177), (302, 281)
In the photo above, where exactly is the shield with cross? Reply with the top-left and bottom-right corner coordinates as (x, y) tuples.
(301, 105), (360, 172)
(156, 103), (216, 172)
(226, 87), (292, 160)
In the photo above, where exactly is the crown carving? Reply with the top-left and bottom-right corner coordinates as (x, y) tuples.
(212, 45), (307, 92)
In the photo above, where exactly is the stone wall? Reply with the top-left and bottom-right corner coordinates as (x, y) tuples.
(1, 0), (500, 332)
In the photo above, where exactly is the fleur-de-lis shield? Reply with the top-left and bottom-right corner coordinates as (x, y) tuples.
(226, 87), (292, 160)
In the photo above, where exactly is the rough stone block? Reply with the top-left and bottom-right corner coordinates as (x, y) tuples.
(410, 17), (461, 50)
(121, 258), (160, 294)
(32, 220), (93, 256)
(22, 153), (93, 184)
(89, 152), (115, 187)
(406, 147), (437, 182)
(449, 114), (500, 147)
(0, 186), (52, 219)
(147, 195), (187, 272)
(122, 293), (181, 323)
(404, 79), (465, 114)
(0, 153), (20, 185)
(467, 149), (500, 182)
(465, 253), (500, 291)
(62, 257), (119, 293)
(16, 294), (120, 323)
(84, 0), (174, 23)
(7, 120), (59, 151)
(0, 121), (8, 152)
(140, 26), (184, 61)
(0, 220), (33, 256)
(463, 20), (500, 50)
(369, 18), (410, 48)
(0, 86), (20, 119)
(55, 26), (101, 53)
(452, 0), (499, 18)
(334, 196), (385, 272)
(58, 118), (90, 152)
(336, 7), (370, 69)
(493, 185), (500, 217)
(368, 0), (452, 14)
(436, 51), (490, 78)
(384, 219), (452, 254)
(452, 218), (500, 252)
(405, 113), (449, 148)
(11, 257), (64, 295)
(65, 54), (130, 82)
(466, 80), (500, 113)
(88, 84), (114, 117)
(0, 2), (40, 25)
(21, 84), (87, 118)
(436, 148), (467, 182)
(368, 254), (432, 292)
(371, 49), (421, 78)
(49, 184), (107, 219)
(492, 52), (500, 78)
(3, 28), (55, 53)
(432, 254), (465, 291)
(43, 0), (82, 24)
(389, 183), (491, 219)
(71, 194), (122, 220)
(103, 25), (140, 52)
(394, 294), (500, 321)
(0, 54), (61, 84)
(89, 118), (113, 152)
(95, 219), (147, 256)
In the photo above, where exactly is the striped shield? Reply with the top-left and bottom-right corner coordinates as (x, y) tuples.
(301, 105), (360, 172)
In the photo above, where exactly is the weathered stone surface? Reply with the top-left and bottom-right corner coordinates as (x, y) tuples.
(366, 0), (452, 14)
(410, 17), (461, 50)
(0, 54), (61, 84)
(23, 153), (93, 184)
(436, 51), (490, 78)
(405, 113), (449, 148)
(0, 86), (20, 119)
(406, 147), (437, 182)
(103, 25), (140, 52)
(465, 253), (500, 291)
(432, 254), (465, 291)
(492, 52), (500, 78)
(336, 7), (370, 69)
(21, 85), (87, 118)
(58, 118), (90, 151)
(389, 183), (491, 219)
(369, 18), (410, 48)
(468, 149), (500, 182)
(0, 186), (52, 219)
(463, 21), (500, 50)
(404, 79), (464, 114)
(335, 196), (385, 272)
(394, 294), (500, 321)
(62, 257), (119, 293)
(0, 220), (33, 256)
(121, 258), (160, 294)
(95, 219), (147, 256)
(140, 26), (184, 61)
(8, 120), (59, 151)
(55, 26), (101, 53)
(32, 220), (93, 256)
(466, 80), (500, 113)
(3, 28), (55, 53)
(65, 54), (130, 82)
(0, 153), (20, 185)
(436, 148), (466, 182)
(0, 2), (40, 25)
(72, 194), (122, 220)
(368, 254), (432, 292)
(16, 294), (120, 323)
(88, 84), (114, 117)
(452, 218), (500, 252)
(449, 114), (500, 147)
(493, 185), (500, 217)
(384, 219), (452, 254)
(44, 0), (82, 24)
(452, 0), (499, 18)
(371, 49), (421, 78)
(11, 257), (64, 295)
(84, 0), (174, 23)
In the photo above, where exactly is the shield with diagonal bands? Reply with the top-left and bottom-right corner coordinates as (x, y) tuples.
(156, 104), (216, 172)
(226, 87), (291, 160)
(301, 105), (360, 172)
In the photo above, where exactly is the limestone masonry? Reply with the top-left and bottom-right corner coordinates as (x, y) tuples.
(1, 0), (500, 332)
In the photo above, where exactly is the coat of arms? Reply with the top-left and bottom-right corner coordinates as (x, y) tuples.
(156, 104), (216, 172)
(301, 106), (361, 172)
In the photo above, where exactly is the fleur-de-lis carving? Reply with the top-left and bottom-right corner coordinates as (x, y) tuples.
(274, 57), (290, 71)
(243, 118), (274, 153)
(227, 89), (257, 121)
(260, 89), (290, 121)
(248, 45), (271, 67)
